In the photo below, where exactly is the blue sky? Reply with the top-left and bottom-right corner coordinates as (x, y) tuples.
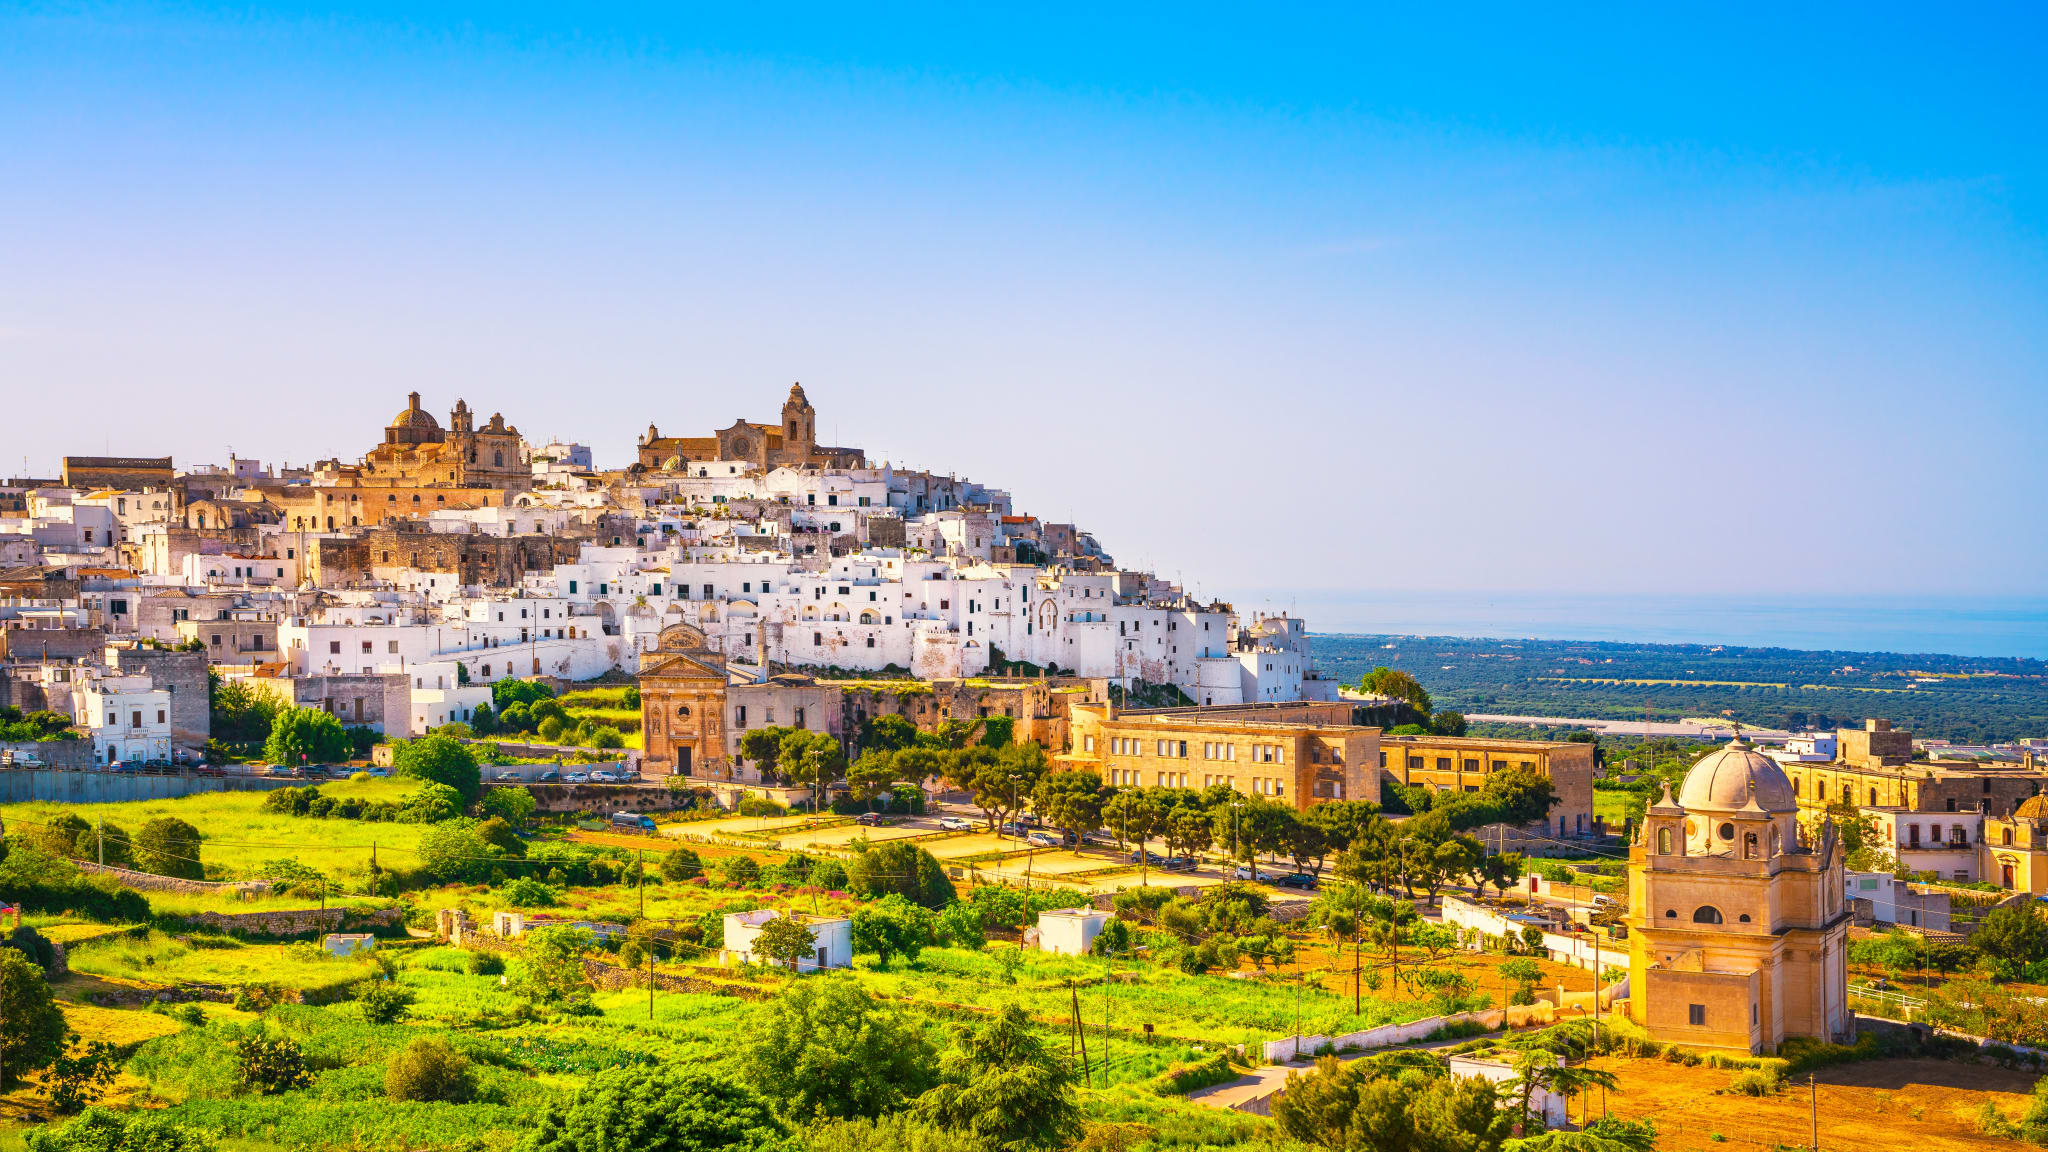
(2, 3), (2043, 608)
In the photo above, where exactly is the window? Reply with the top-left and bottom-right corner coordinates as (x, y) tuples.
(676, 705), (692, 718)
(1656, 827), (1674, 854)
(329, 641), (341, 654)
(1688, 1004), (1706, 1027)
(735, 705), (748, 728)
(1692, 906), (1723, 924)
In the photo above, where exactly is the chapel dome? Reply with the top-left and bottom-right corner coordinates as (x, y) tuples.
(2016, 795), (2048, 820)
(1678, 738), (1797, 813)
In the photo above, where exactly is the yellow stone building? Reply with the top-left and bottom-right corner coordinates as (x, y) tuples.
(1985, 796), (2048, 894)
(1378, 734), (1597, 839)
(1063, 701), (1379, 809)
(638, 622), (734, 783)
(1627, 740), (1851, 1054)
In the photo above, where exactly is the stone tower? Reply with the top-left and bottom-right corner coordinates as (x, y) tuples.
(781, 382), (816, 451)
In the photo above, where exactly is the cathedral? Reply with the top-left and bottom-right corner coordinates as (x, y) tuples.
(636, 383), (867, 473)
(1626, 738), (1852, 1053)
(360, 392), (530, 493)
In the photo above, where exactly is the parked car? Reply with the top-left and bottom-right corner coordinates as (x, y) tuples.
(1128, 849), (1165, 866)
(855, 812), (886, 827)
(1026, 829), (1063, 848)
(1273, 872), (1318, 890)
(590, 770), (620, 783)
(937, 815), (974, 831)
(537, 769), (561, 782)
(564, 772), (589, 784)
(1231, 865), (1261, 881)
(494, 770), (523, 781)
(609, 812), (657, 832)
(1162, 856), (1196, 872)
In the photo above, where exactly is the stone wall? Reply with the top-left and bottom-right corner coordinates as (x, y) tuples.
(183, 905), (405, 938)
(73, 861), (268, 896)
(0, 768), (289, 804)
(0, 628), (106, 662)
(1, 739), (96, 771)
(502, 781), (696, 815)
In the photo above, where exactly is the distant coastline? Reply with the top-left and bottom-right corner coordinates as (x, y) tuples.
(1272, 591), (2048, 661)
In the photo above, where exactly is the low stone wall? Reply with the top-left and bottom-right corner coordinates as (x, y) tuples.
(511, 781), (701, 815)
(184, 906), (405, 938)
(75, 861), (271, 897)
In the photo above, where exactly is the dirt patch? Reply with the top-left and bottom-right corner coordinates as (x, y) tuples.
(1596, 1055), (2031, 1151)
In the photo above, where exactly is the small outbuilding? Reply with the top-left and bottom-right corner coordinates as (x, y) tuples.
(1035, 907), (1112, 956)
(1447, 1053), (1566, 1128)
(721, 909), (852, 972)
(321, 933), (376, 957)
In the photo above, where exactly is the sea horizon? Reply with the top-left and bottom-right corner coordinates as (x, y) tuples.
(1264, 591), (2048, 661)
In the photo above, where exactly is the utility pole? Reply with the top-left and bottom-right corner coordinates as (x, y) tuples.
(1102, 957), (1112, 1090)
(97, 818), (105, 868)
(647, 942), (656, 1020)
(1810, 1074), (1818, 1150)
(638, 849), (646, 919)
(1070, 981), (1090, 1083)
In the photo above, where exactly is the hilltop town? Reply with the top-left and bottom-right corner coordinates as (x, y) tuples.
(6, 386), (2048, 1152)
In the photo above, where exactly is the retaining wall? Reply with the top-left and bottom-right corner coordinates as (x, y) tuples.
(74, 861), (270, 897)
(0, 768), (290, 804)
(183, 906), (406, 938)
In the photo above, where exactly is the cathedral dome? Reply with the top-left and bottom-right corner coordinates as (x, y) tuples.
(2016, 795), (2048, 820)
(390, 392), (441, 432)
(1678, 738), (1797, 813)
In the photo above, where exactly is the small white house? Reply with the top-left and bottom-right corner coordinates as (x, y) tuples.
(321, 933), (376, 957)
(721, 909), (852, 972)
(1036, 907), (1111, 956)
(1446, 1054), (1565, 1129)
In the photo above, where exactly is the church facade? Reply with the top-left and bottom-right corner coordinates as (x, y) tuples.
(1626, 739), (1852, 1053)
(638, 622), (733, 783)
(637, 383), (867, 473)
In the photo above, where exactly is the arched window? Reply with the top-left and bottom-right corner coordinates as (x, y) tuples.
(1692, 906), (1723, 924)
(1743, 832), (1759, 859)
(1656, 827), (1674, 855)
(493, 451), (504, 467)
(1738, 914), (1752, 923)
(676, 705), (692, 718)
(1663, 909), (1677, 919)
(1769, 827), (1781, 856)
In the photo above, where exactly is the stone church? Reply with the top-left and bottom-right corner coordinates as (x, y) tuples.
(1626, 738), (1852, 1053)
(638, 622), (733, 783)
(636, 383), (867, 473)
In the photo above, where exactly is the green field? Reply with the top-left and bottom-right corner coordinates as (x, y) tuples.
(0, 777), (422, 880)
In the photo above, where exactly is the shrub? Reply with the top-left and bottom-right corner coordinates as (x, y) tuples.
(466, 951), (505, 976)
(0, 949), (66, 1088)
(354, 981), (415, 1025)
(134, 817), (204, 880)
(660, 847), (704, 882)
(234, 1033), (311, 1095)
(525, 1067), (786, 1152)
(1727, 1067), (1782, 1097)
(393, 733), (482, 805)
(41, 1037), (119, 1112)
(718, 855), (762, 886)
(25, 1108), (216, 1152)
(503, 876), (562, 907)
(384, 1036), (474, 1103)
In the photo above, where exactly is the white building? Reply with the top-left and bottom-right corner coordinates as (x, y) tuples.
(79, 673), (173, 765)
(1036, 907), (1111, 956)
(720, 909), (852, 972)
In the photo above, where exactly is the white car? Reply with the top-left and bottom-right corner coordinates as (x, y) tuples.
(590, 770), (618, 783)
(564, 772), (589, 784)
(938, 816), (974, 831)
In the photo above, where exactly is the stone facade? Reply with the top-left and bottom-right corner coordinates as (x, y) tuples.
(638, 622), (732, 782)
(244, 671), (411, 734)
(1379, 733), (1598, 839)
(1064, 700), (1380, 810)
(62, 456), (174, 490)
(1626, 741), (1851, 1054)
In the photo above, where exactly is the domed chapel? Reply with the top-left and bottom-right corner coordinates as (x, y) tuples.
(1625, 738), (1851, 1053)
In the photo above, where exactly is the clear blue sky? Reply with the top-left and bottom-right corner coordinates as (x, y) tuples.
(3, 4), (2043, 604)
